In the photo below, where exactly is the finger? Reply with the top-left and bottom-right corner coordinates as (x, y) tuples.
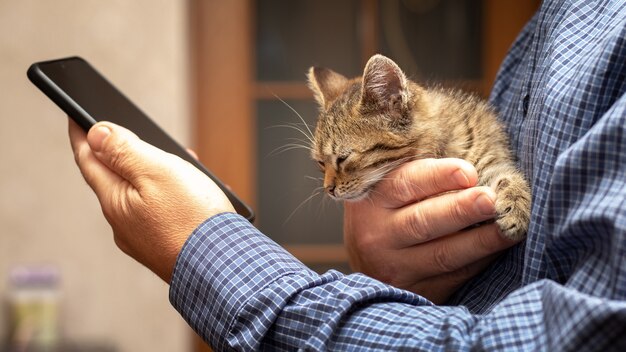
(400, 223), (518, 279)
(68, 119), (127, 201)
(68, 118), (87, 152)
(386, 186), (497, 248)
(370, 158), (478, 209)
(407, 254), (499, 304)
(86, 121), (167, 186)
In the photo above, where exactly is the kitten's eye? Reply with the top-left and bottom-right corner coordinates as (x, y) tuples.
(337, 154), (350, 168)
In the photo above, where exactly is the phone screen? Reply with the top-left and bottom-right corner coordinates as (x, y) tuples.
(28, 57), (254, 221)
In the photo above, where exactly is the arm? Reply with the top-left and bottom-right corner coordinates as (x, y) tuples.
(68, 98), (626, 351)
(68, 120), (522, 347)
(171, 93), (626, 350)
(67, 119), (510, 294)
(171, 214), (626, 351)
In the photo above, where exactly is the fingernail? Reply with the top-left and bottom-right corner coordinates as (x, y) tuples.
(475, 190), (496, 216)
(89, 125), (111, 152)
(452, 169), (470, 188)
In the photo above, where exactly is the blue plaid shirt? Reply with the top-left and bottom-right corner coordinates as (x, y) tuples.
(170, 1), (626, 350)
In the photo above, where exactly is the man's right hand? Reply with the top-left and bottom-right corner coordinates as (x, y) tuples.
(343, 159), (521, 304)
(69, 120), (235, 284)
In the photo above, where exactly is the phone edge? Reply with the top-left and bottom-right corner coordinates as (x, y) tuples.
(27, 57), (255, 222)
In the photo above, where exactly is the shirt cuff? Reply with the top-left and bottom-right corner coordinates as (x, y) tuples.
(168, 212), (316, 349)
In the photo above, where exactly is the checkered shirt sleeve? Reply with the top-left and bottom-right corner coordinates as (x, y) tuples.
(170, 1), (626, 350)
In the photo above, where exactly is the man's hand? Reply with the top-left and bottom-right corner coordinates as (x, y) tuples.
(69, 120), (235, 283)
(344, 159), (520, 304)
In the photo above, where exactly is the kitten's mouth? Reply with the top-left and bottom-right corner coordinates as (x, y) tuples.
(331, 186), (372, 202)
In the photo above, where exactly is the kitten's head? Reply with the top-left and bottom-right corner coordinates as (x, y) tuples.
(308, 54), (422, 201)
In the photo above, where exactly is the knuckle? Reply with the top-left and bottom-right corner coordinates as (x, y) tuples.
(475, 224), (503, 252)
(98, 129), (139, 173)
(448, 198), (471, 225)
(383, 159), (447, 206)
(406, 211), (432, 243)
(387, 172), (412, 204)
(106, 141), (125, 170)
(100, 193), (121, 223)
(354, 230), (383, 258)
(391, 184), (410, 205)
(432, 243), (455, 273)
(426, 159), (446, 185)
(112, 234), (130, 254)
(108, 139), (143, 178)
(474, 226), (493, 250)
(427, 167), (445, 190)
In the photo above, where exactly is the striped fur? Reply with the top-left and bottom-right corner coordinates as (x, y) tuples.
(307, 55), (531, 240)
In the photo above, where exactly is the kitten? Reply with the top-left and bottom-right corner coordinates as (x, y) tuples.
(307, 54), (531, 240)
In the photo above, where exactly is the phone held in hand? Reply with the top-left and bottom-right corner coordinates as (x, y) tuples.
(28, 56), (255, 222)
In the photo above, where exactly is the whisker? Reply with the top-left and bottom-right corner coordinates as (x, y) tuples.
(283, 188), (323, 225)
(365, 192), (376, 207)
(266, 124), (314, 145)
(365, 188), (386, 203)
(356, 156), (435, 199)
(285, 136), (312, 144)
(278, 142), (312, 150)
(267, 143), (312, 157)
(365, 155), (415, 177)
(273, 94), (315, 144)
(320, 190), (338, 216)
(304, 175), (323, 182)
(368, 154), (420, 176)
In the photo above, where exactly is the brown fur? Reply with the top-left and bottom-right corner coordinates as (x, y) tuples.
(307, 54), (531, 240)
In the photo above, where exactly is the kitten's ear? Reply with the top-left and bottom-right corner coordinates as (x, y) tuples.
(307, 67), (348, 109)
(360, 54), (408, 112)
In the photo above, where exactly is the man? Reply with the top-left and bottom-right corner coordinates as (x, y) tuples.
(69, 0), (626, 350)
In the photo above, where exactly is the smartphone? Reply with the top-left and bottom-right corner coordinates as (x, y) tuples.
(28, 56), (255, 222)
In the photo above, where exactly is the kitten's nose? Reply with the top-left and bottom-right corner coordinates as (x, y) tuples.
(326, 185), (336, 197)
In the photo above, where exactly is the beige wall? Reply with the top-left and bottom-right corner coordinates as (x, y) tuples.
(0, 0), (191, 350)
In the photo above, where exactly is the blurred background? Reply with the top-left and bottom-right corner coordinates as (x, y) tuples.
(0, 0), (538, 351)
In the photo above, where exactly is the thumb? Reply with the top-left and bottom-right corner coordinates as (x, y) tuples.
(87, 122), (163, 186)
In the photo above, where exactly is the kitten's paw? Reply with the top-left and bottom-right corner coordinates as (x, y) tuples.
(496, 207), (527, 241)
(493, 175), (531, 241)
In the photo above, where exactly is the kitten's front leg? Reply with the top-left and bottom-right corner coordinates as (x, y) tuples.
(491, 172), (531, 240)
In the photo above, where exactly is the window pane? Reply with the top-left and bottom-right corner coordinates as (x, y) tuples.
(256, 100), (343, 245)
(256, 0), (361, 81)
(378, 0), (483, 81)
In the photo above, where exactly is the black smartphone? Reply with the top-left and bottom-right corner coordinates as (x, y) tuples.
(28, 56), (254, 222)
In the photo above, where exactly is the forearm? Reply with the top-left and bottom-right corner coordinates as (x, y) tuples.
(169, 213), (316, 349)
(168, 213), (435, 350)
(169, 213), (626, 351)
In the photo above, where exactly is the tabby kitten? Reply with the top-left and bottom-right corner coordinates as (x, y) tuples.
(307, 54), (531, 240)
